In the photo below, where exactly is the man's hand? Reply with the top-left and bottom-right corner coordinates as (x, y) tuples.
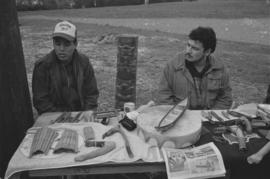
(247, 142), (270, 164)
(247, 153), (263, 164)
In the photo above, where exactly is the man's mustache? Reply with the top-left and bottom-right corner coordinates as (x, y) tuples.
(185, 53), (192, 58)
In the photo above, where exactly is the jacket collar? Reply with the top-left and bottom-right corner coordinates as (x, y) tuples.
(174, 53), (223, 73)
(51, 49), (78, 65)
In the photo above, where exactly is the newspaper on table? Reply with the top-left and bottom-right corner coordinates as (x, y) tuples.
(162, 142), (226, 179)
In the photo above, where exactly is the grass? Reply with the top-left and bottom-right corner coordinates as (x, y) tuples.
(19, 0), (270, 19)
(18, 0), (270, 113)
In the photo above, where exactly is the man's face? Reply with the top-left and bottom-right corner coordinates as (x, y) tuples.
(53, 37), (77, 61)
(184, 39), (208, 63)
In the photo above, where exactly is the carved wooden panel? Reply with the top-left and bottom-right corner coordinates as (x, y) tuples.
(115, 35), (138, 110)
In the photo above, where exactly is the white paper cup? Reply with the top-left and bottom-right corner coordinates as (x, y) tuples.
(124, 102), (135, 113)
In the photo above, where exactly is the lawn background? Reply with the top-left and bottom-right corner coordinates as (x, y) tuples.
(18, 0), (270, 115)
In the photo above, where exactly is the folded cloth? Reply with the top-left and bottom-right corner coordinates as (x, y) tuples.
(257, 104), (270, 121)
(257, 104), (270, 115)
(257, 129), (270, 140)
(257, 109), (270, 121)
(5, 123), (162, 179)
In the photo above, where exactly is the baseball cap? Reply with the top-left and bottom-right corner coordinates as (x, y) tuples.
(53, 21), (77, 41)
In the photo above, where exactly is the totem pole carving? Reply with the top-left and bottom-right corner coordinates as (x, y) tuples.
(115, 35), (138, 110)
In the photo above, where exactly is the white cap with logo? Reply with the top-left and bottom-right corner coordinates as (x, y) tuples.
(53, 21), (77, 41)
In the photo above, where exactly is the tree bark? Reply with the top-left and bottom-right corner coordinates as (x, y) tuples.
(0, 0), (34, 177)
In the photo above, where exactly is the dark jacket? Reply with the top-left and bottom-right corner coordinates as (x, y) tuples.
(32, 50), (99, 114)
(158, 53), (232, 109)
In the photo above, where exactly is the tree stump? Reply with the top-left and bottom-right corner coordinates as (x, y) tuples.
(115, 35), (138, 110)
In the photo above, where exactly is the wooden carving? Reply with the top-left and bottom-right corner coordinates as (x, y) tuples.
(115, 35), (138, 110)
(155, 98), (188, 132)
(83, 126), (95, 141)
(29, 127), (58, 157)
(137, 106), (201, 148)
(54, 129), (78, 153)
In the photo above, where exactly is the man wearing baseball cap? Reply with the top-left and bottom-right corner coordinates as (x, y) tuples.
(32, 21), (99, 119)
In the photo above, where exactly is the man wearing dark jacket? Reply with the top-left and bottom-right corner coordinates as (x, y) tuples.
(32, 21), (99, 118)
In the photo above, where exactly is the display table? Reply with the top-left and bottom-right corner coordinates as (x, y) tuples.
(5, 112), (163, 179)
(198, 122), (270, 179)
(5, 107), (270, 179)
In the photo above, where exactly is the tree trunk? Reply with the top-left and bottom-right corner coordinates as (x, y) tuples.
(0, 0), (34, 177)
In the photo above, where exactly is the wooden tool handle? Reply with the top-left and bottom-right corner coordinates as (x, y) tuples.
(74, 141), (116, 162)
(221, 111), (230, 120)
(102, 125), (134, 158)
(240, 116), (252, 134)
(73, 111), (83, 122)
(119, 127), (134, 158)
(210, 111), (225, 122)
(238, 137), (247, 151)
(229, 126), (247, 151)
(201, 111), (215, 124)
